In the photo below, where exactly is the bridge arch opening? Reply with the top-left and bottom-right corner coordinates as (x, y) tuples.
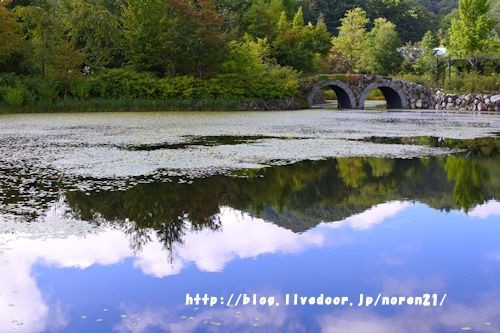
(308, 80), (356, 109)
(359, 83), (408, 110)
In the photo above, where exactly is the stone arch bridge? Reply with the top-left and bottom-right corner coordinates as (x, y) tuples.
(304, 74), (434, 109)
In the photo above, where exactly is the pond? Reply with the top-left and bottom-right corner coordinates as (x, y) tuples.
(0, 110), (499, 333)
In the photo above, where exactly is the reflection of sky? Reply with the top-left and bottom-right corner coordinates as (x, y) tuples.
(0, 201), (499, 332)
(468, 200), (500, 219)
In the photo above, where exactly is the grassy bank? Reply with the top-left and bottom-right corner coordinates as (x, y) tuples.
(0, 97), (303, 114)
(0, 67), (301, 113)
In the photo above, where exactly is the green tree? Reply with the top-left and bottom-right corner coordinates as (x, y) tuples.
(292, 6), (304, 28)
(448, 0), (498, 59)
(221, 36), (268, 76)
(11, 4), (83, 95)
(361, 18), (403, 75)
(218, 35), (299, 97)
(47, 41), (84, 98)
(0, 1), (23, 66)
(212, 0), (253, 35)
(172, 0), (228, 78)
(15, 5), (61, 76)
(272, 8), (331, 72)
(414, 30), (439, 75)
(242, 0), (284, 40)
(308, 14), (331, 55)
(59, 0), (125, 69)
(299, 0), (435, 43)
(330, 7), (368, 73)
(367, 0), (436, 42)
(421, 30), (440, 52)
(299, 0), (365, 37)
(123, 0), (178, 75)
(123, 0), (227, 77)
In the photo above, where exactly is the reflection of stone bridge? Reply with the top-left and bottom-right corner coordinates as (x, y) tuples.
(304, 74), (434, 109)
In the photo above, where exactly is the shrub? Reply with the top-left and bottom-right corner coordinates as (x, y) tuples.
(0, 85), (9, 102)
(395, 73), (436, 87)
(442, 72), (499, 93)
(1, 63), (301, 110)
(81, 67), (300, 101)
(3, 86), (26, 107)
(21, 77), (58, 104)
(460, 73), (499, 93)
(70, 80), (92, 100)
(85, 68), (159, 99)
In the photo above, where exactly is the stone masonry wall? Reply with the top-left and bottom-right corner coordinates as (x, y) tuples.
(432, 92), (500, 111)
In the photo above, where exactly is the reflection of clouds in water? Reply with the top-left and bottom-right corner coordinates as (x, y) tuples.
(114, 292), (500, 333)
(0, 207), (323, 332)
(0, 254), (54, 333)
(323, 200), (499, 232)
(140, 207), (325, 276)
(376, 243), (422, 267)
(379, 276), (446, 297)
(0, 199), (452, 332)
(323, 201), (413, 231)
(0, 230), (130, 333)
(468, 200), (500, 219)
(113, 305), (305, 333)
(1, 200), (498, 332)
(318, 295), (500, 333)
(486, 252), (500, 262)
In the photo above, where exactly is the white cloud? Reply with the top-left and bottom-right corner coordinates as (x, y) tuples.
(468, 201), (500, 219)
(323, 201), (413, 231)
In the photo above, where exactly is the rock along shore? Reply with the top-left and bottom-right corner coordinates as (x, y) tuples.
(433, 92), (500, 111)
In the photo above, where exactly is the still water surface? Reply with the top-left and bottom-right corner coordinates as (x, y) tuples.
(0, 111), (499, 333)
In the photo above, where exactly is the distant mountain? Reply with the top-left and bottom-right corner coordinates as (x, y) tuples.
(416, 0), (458, 15)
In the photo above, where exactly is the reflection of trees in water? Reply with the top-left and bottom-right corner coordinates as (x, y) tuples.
(337, 159), (368, 188)
(64, 149), (499, 254)
(445, 156), (489, 212)
(66, 181), (224, 255)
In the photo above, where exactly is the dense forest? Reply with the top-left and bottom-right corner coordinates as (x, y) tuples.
(0, 0), (498, 110)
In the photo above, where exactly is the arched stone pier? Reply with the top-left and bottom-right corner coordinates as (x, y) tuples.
(304, 74), (434, 110)
(307, 80), (356, 109)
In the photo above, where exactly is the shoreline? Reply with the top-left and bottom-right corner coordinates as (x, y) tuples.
(0, 97), (305, 114)
(2, 99), (499, 115)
